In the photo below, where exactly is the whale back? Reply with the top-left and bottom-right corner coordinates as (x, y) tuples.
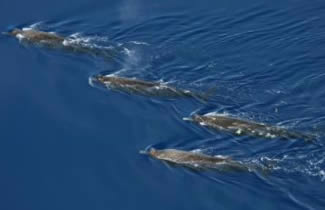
(10, 28), (65, 45)
(149, 148), (231, 167)
(147, 148), (253, 172)
(191, 114), (315, 140)
(95, 75), (199, 98)
(97, 76), (157, 88)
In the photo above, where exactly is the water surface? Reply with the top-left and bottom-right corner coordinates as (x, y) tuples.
(1, 0), (325, 209)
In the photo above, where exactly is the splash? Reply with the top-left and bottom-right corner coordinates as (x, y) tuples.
(63, 33), (116, 50)
(119, 0), (142, 23)
(246, 150), (325, 182)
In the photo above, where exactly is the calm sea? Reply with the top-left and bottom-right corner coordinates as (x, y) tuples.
(1, 0), (325, 209)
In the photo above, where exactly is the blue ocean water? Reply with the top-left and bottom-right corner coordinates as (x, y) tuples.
(1, 0), (325, 209)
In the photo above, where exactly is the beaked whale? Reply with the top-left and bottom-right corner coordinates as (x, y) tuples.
(4, 28), (117, 59)
(186, 114), (315, 141)
(141, 148), (260, 173)
(91, 74), (208, 101)
(6, 28), (65, 46)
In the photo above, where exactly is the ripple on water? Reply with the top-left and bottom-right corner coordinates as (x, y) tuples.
(5, 4), (325, 208)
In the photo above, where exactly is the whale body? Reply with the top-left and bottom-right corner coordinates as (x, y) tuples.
(187, 114), (315, 141)
(7, 28), (64, 46)
(91, 75), (207, 100)
(142, 148), (256, 172)
(5, 28), (116, 59)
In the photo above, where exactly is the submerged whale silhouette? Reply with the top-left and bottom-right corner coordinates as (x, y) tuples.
(141, 148), (260, 173)
(4, 28), (117, 59)
(186, 114), (315, 141)
(91, 75), (208, 101)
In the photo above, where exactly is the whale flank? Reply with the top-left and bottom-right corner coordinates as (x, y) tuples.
(5, 28), (117, 60)
(142, 147), (265, 173)
(187, 114), (315, 141)
(90, 75), (208, 101)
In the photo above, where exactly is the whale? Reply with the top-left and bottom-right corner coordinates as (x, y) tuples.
(91, 74), (209, 101)
(141, 148), (260, 173)
(4, 28), (117, 59)
(186, 114), (315, 141)
(5, 28), (65, 46)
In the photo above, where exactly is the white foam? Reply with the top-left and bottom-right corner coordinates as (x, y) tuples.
(265, 133), (276, 138)
(122, 47), (137, 57)
(22, 27), (33, 31)
(153, 86), (162, 90)
(62, 39), (69, 46)
(16, 34), (25, 41)
(70, 33), (83, 39)
(320, 170), (325, 182)
(64, 37), (94, 48)
(214, 155), (228, 159)
(63, 34), (115, 51)
(182, 117), (192, 121)
(191, 149), (203, 153)
(129, 41), (150, 45)
(256, 153), (325, 181)
(104, 73), (118, 77)
(205, 112), (231, 117)
(236, 129), (242, 135)
(29, 22), (43, 29)
(88, 77), (95, 87)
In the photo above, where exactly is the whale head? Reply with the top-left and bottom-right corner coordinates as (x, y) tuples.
(146, 148), (179, 160)
(88, 75), (109, 88)
(148, 148), (158, 157)
(3, 28), (23, 37)
(2, 29), (25, 40)
(139, 147), (160, 158)
(191, 114), (204, 123)
(2, 29), (19, 36)
(90, 75), (114, 84)
(95, 75), (107, 83)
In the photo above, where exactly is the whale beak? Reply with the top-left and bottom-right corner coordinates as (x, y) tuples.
(139, 145), (155, 156)
(1, 32), (10, 36)
(182, 117), (193, 121)
(88, 76), (97, 87)
(139, 150), (148, 155)
(88, 75), (105, 88)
